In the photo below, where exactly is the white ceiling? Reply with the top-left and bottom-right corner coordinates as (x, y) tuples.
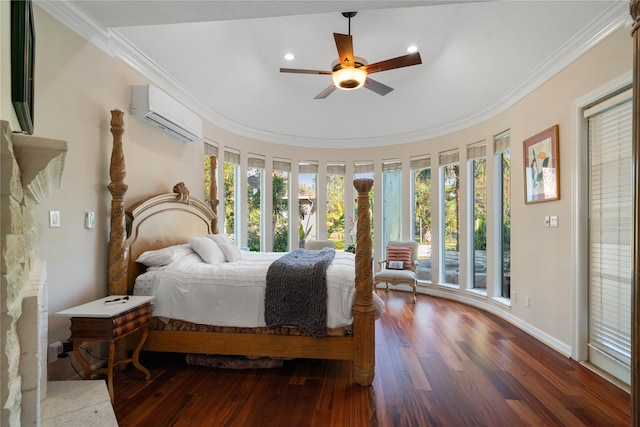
(62, 0), (628, 148)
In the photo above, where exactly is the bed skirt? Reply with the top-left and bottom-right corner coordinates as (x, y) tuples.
(149, 318), (350, 337)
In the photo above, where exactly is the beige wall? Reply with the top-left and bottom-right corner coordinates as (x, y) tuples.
(0, 5), (632, 380)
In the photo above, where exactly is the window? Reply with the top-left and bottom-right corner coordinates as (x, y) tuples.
(223, 150), (240, 242)
(494, 131), (511, 298)
(440, 149), (460, 286)
(468, 142), (487, 290)
(247, 155), (265, 251)
(586, 90), (632, 384)
(299, 161), (318, 244)
(272, 160), (291, 252)
(411, 156), (432, 282)
(327, 163), (345, 249)
(382, 160), (402, 251)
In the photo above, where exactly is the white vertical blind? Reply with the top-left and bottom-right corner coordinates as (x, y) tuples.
(587, 96), (632, 370)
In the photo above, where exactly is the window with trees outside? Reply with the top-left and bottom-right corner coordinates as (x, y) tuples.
(272, 160), (291, 252)
(247, 155), (265, 251)
(223, 150), (240, 242)
(411, 156), (432, 282)
(494, 131), (511, 299)
(468, 142), (487, 290)
(440, 149), (460, 286)
(298, 161), (318, 247)
(327, 163), (345, 249)
(352, 161), (375, 252)
(382, 160), (402, 251)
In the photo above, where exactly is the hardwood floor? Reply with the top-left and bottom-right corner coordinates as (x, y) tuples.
(113, 291), (630, 426)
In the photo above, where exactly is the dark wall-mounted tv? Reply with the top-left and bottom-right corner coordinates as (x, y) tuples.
(11, 0), (35, 135)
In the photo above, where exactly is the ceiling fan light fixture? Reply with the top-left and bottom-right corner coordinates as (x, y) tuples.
(332, 67), (367, 90)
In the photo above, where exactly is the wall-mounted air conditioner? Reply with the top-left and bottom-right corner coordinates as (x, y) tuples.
(130, 84), (203, 143)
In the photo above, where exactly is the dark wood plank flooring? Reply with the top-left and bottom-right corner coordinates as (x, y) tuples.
(113, 291), (630, 426)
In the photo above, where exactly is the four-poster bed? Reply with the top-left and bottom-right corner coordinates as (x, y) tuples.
(106, 110), (377, 386)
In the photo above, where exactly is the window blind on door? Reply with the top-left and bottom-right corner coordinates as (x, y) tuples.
(587, 95), (632, 369)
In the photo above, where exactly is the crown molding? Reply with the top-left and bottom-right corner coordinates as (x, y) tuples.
(37, 1), (629, 149)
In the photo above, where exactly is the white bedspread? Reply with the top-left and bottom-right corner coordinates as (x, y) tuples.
(134, 250), (380, 329)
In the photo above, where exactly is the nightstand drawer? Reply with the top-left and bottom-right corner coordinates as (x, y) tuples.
(69, 303), (152, 340)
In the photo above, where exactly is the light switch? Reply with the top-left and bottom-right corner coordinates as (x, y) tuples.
(49, 211), (60, 228)
(544, 216), (550, 227)
(85, 211), (95, 229)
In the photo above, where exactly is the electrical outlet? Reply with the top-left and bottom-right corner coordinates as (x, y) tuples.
(525, 296), (531, 308)
(550, 216), (558, 227)
(48, 341), (62, 363)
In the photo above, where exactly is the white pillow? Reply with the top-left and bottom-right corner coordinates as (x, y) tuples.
(135, 244), (193, 267)
(208, 234), (242, 262)
(188, 236), (226, 264)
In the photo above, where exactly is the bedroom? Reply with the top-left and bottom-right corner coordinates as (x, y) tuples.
(0, 0), (636, 425)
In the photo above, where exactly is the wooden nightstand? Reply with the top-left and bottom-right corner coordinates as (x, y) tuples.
(56, 295), (154, 403)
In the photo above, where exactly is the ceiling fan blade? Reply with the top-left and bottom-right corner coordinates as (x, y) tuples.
(364, 78), (393, 96)
(361, 52), (422, 75)
(280, 68), (332, 75)
(314, 84), (337, 99)
(334, 33), (355, 68)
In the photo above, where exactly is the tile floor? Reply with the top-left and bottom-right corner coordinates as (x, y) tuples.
(41, 381), (117, 426)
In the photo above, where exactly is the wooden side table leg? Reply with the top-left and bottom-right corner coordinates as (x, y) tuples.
(107, 341), (116, 404)
(132, 327), (151, 380)
(73, 341), (92, 379)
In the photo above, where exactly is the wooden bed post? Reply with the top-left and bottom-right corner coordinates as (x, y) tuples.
(209, 155), (219, 234)
(631, 1), (640, 424)
(353, 178), (375, 386)
(107, 110), (129, 296)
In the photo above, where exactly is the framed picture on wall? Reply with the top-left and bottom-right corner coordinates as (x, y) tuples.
(523, 125), (559, 204)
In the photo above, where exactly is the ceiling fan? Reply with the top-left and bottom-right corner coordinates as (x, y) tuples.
(280, 12), (422, 99)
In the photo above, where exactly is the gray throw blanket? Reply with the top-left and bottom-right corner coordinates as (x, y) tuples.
(264, 248), (336, 337)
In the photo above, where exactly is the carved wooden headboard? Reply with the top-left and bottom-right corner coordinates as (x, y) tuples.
(107, 109), (218, 295)
(123, 184), (217, 294)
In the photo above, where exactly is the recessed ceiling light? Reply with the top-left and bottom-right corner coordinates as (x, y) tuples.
(407, 45), (418, 53)
(284, 53), (295, 61)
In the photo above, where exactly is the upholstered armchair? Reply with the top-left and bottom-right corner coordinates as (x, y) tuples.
(305, 240), (336, 250)
(374, 240), (419, 302)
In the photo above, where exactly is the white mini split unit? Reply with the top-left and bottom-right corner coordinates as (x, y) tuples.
(130, 84), (203, 143)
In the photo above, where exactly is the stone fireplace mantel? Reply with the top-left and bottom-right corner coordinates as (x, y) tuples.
(1, 121), (67, 426)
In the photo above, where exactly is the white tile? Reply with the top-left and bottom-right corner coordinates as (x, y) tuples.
(42, 381), (117, 427)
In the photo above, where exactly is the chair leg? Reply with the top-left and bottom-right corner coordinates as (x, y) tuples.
(412, 281), (417, 303)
